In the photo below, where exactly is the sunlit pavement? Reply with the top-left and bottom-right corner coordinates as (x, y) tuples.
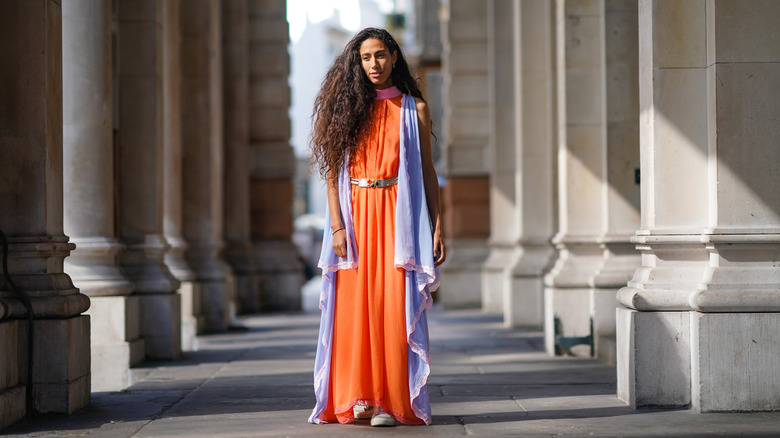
(5, 307), (780, 437)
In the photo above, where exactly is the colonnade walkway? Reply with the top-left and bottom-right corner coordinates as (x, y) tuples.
(6, 308), (780, 437)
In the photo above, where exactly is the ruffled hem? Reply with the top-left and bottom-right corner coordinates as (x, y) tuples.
(310, 93), (437, 426)
(407, 268), (436, 425)
(318, 260), (358, 272)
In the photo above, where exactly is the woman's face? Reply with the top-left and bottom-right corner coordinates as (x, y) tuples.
(359, 38), (397, 90)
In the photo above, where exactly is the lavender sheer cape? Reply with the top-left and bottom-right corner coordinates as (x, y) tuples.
(308, 94), (440, 425)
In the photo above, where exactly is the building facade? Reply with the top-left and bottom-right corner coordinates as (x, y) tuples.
(2, 0), (780, 430)
(0, 0), (302, 428)
(441, 0), (780, 411)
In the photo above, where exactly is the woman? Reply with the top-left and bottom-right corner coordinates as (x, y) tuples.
(308, 28), (445, 427)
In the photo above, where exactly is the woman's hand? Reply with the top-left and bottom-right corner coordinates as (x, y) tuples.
(332, 228), (347, 258)
(433, 228), (446, 267)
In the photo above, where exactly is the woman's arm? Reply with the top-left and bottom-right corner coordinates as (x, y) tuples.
(416, 98), (446, 267)
(327, 170), (347, 258)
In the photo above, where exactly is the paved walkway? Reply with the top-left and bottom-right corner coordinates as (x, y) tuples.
(5, 308), (780, 437)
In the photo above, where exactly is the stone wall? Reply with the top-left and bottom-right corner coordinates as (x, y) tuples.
(440, 0), (492, 308)
(0, 0), (301, 428)
(248, 0), (304, 311)
(0, 0), (91, 422)
(440, 0), (780, 412)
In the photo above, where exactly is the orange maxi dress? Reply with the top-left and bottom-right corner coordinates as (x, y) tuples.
(320, 92), (424, 425)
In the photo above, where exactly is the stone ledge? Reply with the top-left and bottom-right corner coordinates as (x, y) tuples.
(0, 385), (26, 430)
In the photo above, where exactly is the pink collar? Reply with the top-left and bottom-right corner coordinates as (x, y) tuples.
(375, 86), (402, 100)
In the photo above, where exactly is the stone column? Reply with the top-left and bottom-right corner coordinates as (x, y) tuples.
(248, 0), (304, 311)
(222, 0), (260, 314)
(62, 0), (141, 391)
(117, 0), (182, 360)
(0, 0), (91, 414)
(180, 0), (235, 332)
(482, 0), (517, 314)
(503, 0), (557, 328)
(618, 0), (780, 412)
(591, 0), (641, 362)
(0, 313), (24, 429)
(162, 0), (201, 349)
(544, 0), (640, 360)
(440, 0), (492, 309)
(544, 0), (609, 356)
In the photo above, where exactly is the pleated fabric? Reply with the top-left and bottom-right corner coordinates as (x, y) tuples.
(309, 89), (439, 425)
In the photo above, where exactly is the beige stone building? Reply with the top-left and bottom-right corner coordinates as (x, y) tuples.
(440, 0), (780, 412)
(0, 0), (302, 428)
(2, 0), (780, 430)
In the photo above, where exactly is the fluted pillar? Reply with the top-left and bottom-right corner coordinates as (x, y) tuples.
(441, 0), (491, 308)
(62, 0), (140, 391)
(162, 0), (201, 349)
(503, 0), (557, 328)
(117, 0), (182, 360)
(222, 0), (260, 314)
(618, 0), (780, 412)
(180, 0), (235, 331)
(0, 0), (91, 415)
(248, 0), (304, 311)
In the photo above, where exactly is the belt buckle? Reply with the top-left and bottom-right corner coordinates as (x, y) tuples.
(368, 179), (377, 188)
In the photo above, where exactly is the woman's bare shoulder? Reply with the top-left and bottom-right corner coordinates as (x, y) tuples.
(414, 98), (430, 118)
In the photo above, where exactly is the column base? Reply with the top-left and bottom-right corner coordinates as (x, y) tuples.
(64, 237), (134, 296)
(0, 385), (25, 430)
(692, 312), (780, 412)
(138, 294), (181, 360)
(439, 239), (489, 309)
(234, 273), (261, 315)
(29, 316), (91, 414)
(481, 245), (511, 313)
(179, 280), (201, 349)
(91, 339), (145, 392)
(504, 244), (555, 328)
(225, 241), (261, 314)
(543, 287), (616, 358)
(198, 278), (233, 333)
(544, 238), (607, 356)
(254, 240), (304, 311)
(184, 241), (235, 333)
(0, 319), (25, 430)
(591, 288), (618, 362)
(120, 236), (181, 294)
(506, 277), (544, 328)
(543, 287), (591, 356)
(86, 296), (145, 391)
(164, 236), (197, 283)
(616, 307), (691, 408)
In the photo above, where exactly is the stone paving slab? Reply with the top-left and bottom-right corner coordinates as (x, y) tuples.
(4, 308), (780, 437)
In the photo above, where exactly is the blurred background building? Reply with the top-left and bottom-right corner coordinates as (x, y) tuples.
(2, 0), (780, 430)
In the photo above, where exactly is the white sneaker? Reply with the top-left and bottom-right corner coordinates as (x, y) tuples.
(370, 407), (395, 427)
(353, 405), (373, 420)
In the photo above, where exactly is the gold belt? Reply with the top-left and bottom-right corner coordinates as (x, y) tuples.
(350, 177), (398, 188)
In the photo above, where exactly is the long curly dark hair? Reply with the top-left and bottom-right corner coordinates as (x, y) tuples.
(310, 27), (425, 179)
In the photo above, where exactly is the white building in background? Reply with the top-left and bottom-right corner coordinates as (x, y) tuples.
(289, 0), (386, 219)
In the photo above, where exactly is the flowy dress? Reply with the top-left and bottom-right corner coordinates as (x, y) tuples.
(309, 87), (439, 425)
